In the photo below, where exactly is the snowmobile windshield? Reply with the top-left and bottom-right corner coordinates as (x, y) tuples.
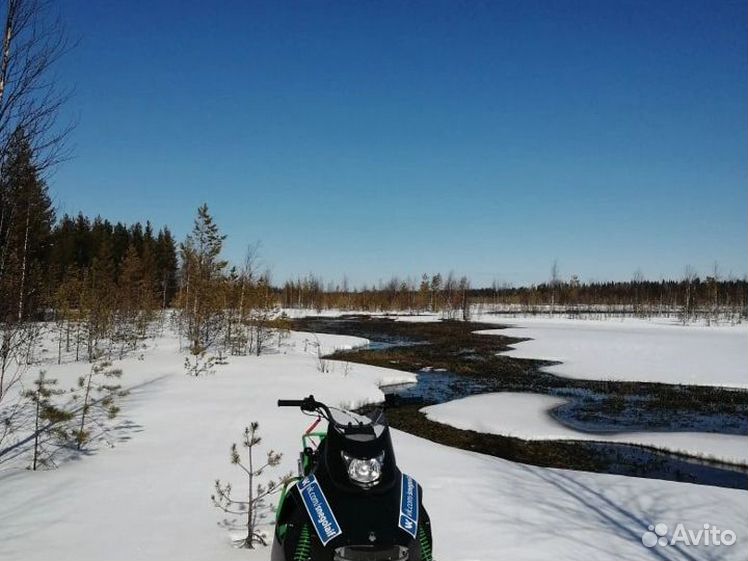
(328, 407), (387, 441)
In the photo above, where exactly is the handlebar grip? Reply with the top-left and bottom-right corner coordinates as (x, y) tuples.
(277, 399), (305, 407)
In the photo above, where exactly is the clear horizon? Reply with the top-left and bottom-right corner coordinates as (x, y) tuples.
(50, 0), (747, 286)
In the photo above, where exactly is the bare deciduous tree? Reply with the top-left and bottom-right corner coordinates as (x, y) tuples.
(681, 265), (698, 324)
(0, 0), (74, 172)
(459, 275), (470, 321)
(550, 259), (560, 315)
(0, 0), (72, 404)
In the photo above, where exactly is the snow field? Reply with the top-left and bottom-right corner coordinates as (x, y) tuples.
(0, 326), (745, 561)
(474, 315), (748, 387)
(422, 392), (748, 465)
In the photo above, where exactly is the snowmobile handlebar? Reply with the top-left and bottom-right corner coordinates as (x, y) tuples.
(277, 395), (333, 420)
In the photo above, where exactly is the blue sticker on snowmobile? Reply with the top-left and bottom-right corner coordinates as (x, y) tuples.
(398, 473), (419, 538)
(297, 474), (343, 546)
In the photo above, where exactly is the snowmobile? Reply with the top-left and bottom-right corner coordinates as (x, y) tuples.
(272, 395), (434, 561)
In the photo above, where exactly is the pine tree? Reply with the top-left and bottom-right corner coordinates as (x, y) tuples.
(22, 371), (73, 470)
(53, 271), (80, 364)
(115, 245), (146, 356)
(156, 227), (178, 307)
(179, 204), (228, 355)
(84, 240), (116, 360)
(211, 423), (289, 548)
(111, 221), (130, 272)
(0, 128), (52, 403)
(48, 214), (76, 285)
(0, 127), (54, 322)
(418, 274), (430, 311)
(71, 360), (125, 450)
(72, 213), (92, 269)
(249, 273), (278, 356)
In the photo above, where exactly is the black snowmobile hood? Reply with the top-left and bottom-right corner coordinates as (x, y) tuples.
(321, 412), (398, 493)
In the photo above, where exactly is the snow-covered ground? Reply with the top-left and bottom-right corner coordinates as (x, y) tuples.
(1, 326), (746, 561)
(422, 392), (748, 465)
(474, 315), (748, 387)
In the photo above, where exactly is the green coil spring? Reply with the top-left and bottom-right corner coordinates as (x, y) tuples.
(293, 524), (312, 561)
(418, 525), (433, 561)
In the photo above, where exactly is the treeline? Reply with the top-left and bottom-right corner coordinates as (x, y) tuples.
(47, 213), (179, 363)
(49, 214), (179, 309)
(0, 132), (178, 329)
(280, 272), (748, 322)
(0, 129), (286, 375)
(0, 132), (182, 412)
(472, 275), (748, 322)
(281, 273), (472, 319)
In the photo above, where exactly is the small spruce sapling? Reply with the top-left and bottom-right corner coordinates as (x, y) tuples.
(72, 360), (126, 450)
(211, 422), (291, 548)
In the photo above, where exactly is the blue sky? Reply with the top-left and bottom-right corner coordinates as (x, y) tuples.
(51, 1), (746, 286)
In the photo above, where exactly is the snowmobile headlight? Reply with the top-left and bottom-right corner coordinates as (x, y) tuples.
(341, 452), (384, 487)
